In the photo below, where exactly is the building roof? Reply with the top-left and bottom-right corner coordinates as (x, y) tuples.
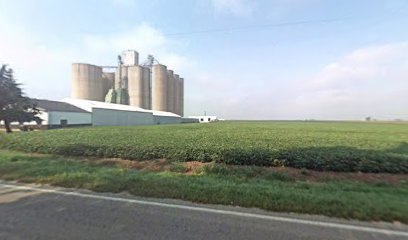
(189, 116), (218, 119)
(63, 98), (180, 117)
(33, 99), (90, 113)
(151, 110), (180, 117)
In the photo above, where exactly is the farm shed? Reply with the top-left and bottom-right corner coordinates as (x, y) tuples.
(0, 99), (92, 129)
(33, 99), (92, 128)
(189, 116), (219, 123)
(64, 98), (153, 126)
(63, 98), (184, 126)
(152, 110), (181, 125)
(92, 107), (153, 126)
(2, 97), (193, 130)
(181, 117), (200, 124)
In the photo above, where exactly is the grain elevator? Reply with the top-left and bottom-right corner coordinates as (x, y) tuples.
(71, 50), (184, 116)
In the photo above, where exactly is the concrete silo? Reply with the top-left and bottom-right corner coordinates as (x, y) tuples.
(71, 63), (104, 101)
(153, 64), (168, 112)
(166, 70), (175, 113)
(114, 66), (129, 89)
(102, 72), (115, 99)
(127, 66), (144, 108)
(174, 74), (180, 115)
(115, 66), (129, 105)
(142, 67), (152, 109)
(122, 66), (129, 89)
(179, 77), (184, 116)
(114, 67), (121, 90)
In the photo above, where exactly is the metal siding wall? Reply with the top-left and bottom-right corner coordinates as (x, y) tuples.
(48, 112), (92, 125)
(92, 108), (154, 126)
(181, 118), (199, 123)
(38, 111), (49, 125)
(153, 115), (182, 125)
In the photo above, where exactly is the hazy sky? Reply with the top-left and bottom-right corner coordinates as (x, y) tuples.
(1, 0), (408, 120)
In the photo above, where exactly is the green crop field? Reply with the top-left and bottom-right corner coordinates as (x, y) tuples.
(1, 121), (408, 173)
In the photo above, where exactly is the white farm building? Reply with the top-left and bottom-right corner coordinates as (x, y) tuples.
(34, 99), (92, 128)
(21, 98), (198, 129)
(189, 116), (219, 123)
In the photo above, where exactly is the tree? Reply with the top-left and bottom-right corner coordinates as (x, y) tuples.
(0, 64), (41, 133)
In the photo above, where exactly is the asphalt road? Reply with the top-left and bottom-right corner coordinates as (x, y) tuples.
(0, 182), (407, 240)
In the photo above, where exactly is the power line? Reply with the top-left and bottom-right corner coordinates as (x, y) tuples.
(164, 5), (408, 37)
(164, 18), (345, 37)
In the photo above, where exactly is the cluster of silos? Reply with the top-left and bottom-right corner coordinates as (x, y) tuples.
(153, 64), (184, 116)
(71, 50), (183, 116)
(72, 50), (151, 109)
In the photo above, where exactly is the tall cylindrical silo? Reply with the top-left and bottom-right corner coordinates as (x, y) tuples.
(102, 72), (115, 99)
(114, 66), (128, 90)
(142, 67), (151, 110)
(122, 66), (128, 90)
(114, 67), (121, 90)
(166, 70), (175, 113)
(180, 77), (184, 117)
(153, 64), (168, 111)
(174, 74), (180, 115)
(72, 63), (104, 101)
(114, 65), (129, 105)
(127, 66), (144, 108)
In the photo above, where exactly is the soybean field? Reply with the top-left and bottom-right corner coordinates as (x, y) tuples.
(1, 121), (407, 173)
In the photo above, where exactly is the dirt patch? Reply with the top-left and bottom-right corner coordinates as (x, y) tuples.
(88, 158), (173, 172)
(183, 161), (211, 174)
(264, 167), (408, 185)
(88, 158), (210, 174)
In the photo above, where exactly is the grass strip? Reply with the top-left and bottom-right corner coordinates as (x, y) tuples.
(0, 150), (407, 223)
